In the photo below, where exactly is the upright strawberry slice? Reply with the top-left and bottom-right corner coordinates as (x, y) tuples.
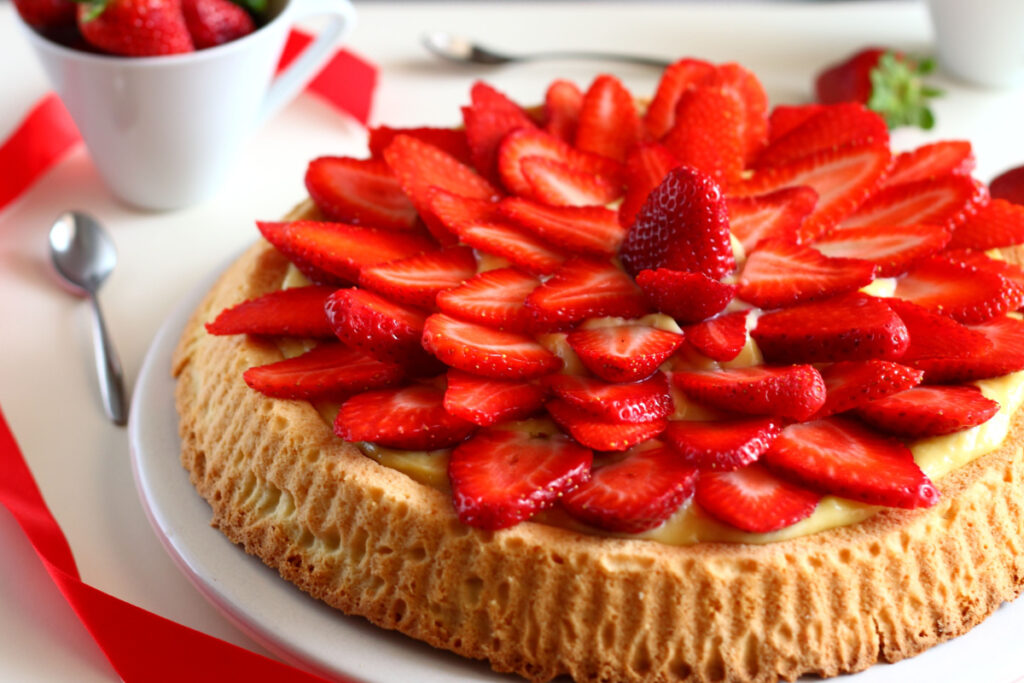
(422, 313), (563, 379)
(325, 288), (435, 370)
(664, 417), (781, 471)
(882, 140), (974, 187)
(443, 370), (546, 427)
(695, 463), (821, 534)
(752, 293), (909, 363)
(304, 157), (418, 232)
(547, 399), (667, 451)
(672, 365), (826, 421)
(811, 224), (950, 277)
(725, 186), (818, 253)
(949, 198), (1024, 251)
(368, 126), (472, 166)
(684, 311), (749, 362)
(358, 246), (477, 310)
(621, 165), (735, 280)
(436, 267), (540, 333)
(243, 344), (403, 401)
(206, 285), (336, 338)
(893, 257), (1024, 324)
(911, 315), (1024, 384)
(546, 372), (673, 424)
(383, 134), (500, 244)
(730, 144), (891, 242)
(753, 103), (889, 169)
(543, 79), (583, 142)
(429, 190), (565, 275)
(643, 57), (716, 139)
(703, 62), (770, 163)
(520, 157), (622, 208)
(448, 429), (592, 530)
(560, 443), (698, 533)
(815, 360), (923, 418)
(857, 385), (999, 438)
(497, 129), (623, 198)
(567, 324), (687, 383)
(737, 241), (876, 309)
(574, 74), (643, 163)
(462, 81), (538, 183)
(257, 220), (434, 283)
(525, 258), (649, 328)
(498, 198), (626, 257)
(767, 104), (825, 144)
(762, 417), (938, 508)
(618, 143), (680, 230)
(840, 174), (985, 231)
(635, 268), (737, 323)
(662, 86), (745, 184)
(336, 384), (476, 450)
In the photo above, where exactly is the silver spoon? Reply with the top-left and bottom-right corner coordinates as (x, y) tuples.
(423, 31), (672, 68)
(49, 211), (128, 426)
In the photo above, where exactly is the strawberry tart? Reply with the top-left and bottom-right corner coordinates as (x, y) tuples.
(173, 61), (1024, 682)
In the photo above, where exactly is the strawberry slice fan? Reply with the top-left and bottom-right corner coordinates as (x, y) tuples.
(0, 29), (378, 213)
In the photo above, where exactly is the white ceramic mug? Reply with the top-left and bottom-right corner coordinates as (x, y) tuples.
(17, 0), (356, 210)
(927, 0), (1024, 88)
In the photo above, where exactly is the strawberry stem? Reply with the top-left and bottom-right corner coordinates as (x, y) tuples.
(867, 51), (941, 130)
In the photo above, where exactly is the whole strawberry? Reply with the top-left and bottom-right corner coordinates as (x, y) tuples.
(814, 48), (940, 129)
(182, 0), (254, 49)
(990, 165), (1024, 207)
(77, 0), (194, 56)
(13, 0), (76, 29)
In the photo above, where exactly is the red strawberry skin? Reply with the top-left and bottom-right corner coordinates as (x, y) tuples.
(856, 385), (999, 438)
(816, 360), (923, 418)
(990, 165), (1024, 206)
(695, 463), (821, 533)
(324, 288), (432, 368)
(304, 157), (418, 232)
(575, 74), (643, 163)
(78, 0), (194, 56)
(684, 311), (749, 362)
(949, 198), (1024, 251)
(664, 417), (781, 471)
(663, 86), (745, 184)
(368, 126), (472, 166)
(13, 0), (75, 28)
(243, 344), (403, 401)
(206, 285), (336, 338)
(618, 143), (680, 230)
(672, 365), (827, 421)
(567, 324), (686, 383)
(336, 385), (476, 450)
(635, 268), (736, 323)
(815, 48), (887, 106)
(181, 0), (253, 49)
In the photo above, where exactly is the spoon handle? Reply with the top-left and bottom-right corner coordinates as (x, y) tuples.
(515, 51), (672, 68)
(89, 293), (128, 426)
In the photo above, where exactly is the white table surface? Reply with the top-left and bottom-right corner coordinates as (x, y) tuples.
(3, 1), (1024, 681)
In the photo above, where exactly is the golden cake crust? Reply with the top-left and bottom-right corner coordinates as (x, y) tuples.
(173, 202), (1024, 683)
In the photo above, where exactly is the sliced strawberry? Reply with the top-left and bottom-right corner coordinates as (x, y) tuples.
(422, 313), (563, 379)
(664, 417), (781, 470)
(358, 246), (476, 309)
(684, 311), (749, 362)
(752, 293), (909, 363)
(304, 157), (418, 231)
(368, 126), (472, 166)
(635, 268), (737, 323)
(695, 463), (821, 533)
(725, 186), (817, 253)
(815, 360), (923, 418)
(893, 256), (1024, 324)
(762, 417), (938, 509)
(944, 249), (1024, 292)
(206, 285), (335, 337)
(255, 220), (343, 285)
(462, 81), (538, 183)
(886, 298), (994, 366)
(767, 104), (825, 143)
(574, 74), (643, 163)
(498, 197), (625, 257)
(618, 143), (680, 230)
(662, 86), (745, 184)
(840, 174), (985, 231)
(730, 144), (891, 242)
(704, 62), (769, 163)
(672, 365), (826, 421)
(520, 156), (622, 207)
(428, 190), (565, 275)
(561, 443), (698, 533)
(753, 103), (888, 169)
(857, 385), (999, 438)
(546, 372), (673, 423)
(911, 315), (1024, 384)
(737, 241), (876, 309)
(882, 140), (975, 187)
(526, 258), (649, 328)
(621, 165), (735, 279)
(335, 384), (476, 450)
(567, 324), (687, 383)
(448, 429), (592, 530)
(383, 134), (500, 244)
(543, 79), (583, 142)
(811, 224), (950, 277)
(443, 369), (546, 427)
(242, 343), (403, 401)
(497, 128), (624, 198)
(257, 220), (434, 283)
(990, 165), (1024, 206)
(547, 399), (667, 451)
(949, 198), (1024, 250)
(436, 267), (540, 333)
(643, 57), (716, 139)
(324, 288), (435, 370)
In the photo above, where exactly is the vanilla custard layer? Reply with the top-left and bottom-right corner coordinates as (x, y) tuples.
(276, 266), (1024, 546)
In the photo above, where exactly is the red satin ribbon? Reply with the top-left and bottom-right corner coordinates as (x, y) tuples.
(0, 29), (377, 214)
(0, 406), (340, 682)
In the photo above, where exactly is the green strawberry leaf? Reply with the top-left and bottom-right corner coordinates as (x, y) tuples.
(866, 51), (942, 131)
(230, 0), (267, 17)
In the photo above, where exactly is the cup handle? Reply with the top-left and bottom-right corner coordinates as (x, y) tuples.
(258, 0), (357, 124)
